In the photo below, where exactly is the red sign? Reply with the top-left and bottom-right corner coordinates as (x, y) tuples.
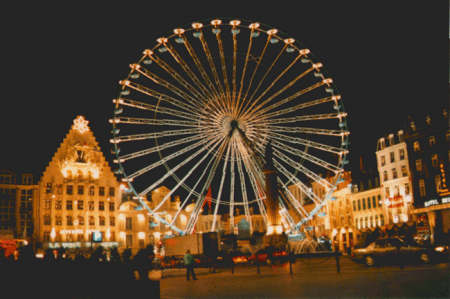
(388, 195), (404, 208)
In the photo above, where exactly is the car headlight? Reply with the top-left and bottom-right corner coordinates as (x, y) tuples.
(435, 246), (449, 252)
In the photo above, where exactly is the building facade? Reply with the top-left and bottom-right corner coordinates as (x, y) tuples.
(34, 116), (121, 256)
(405, 109), (450, 243)
(375, 131), (414, 225)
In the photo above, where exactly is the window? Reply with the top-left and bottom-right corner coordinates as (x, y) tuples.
(67, 185), (73, 195)
(360, 217), (363, 228)
(88, 201), (94, 211)
(55, 215), (62, 225)
(392, 168), (397, 179)
(67, 216), (73, 226)
(89, 186), (95, 195)
(56, 184), (62, 194)
(370, 215), (374, 227)
(110, 217), (115, 226)
(372, 196), (377, 209)
(416, 159), (422, 171)
(375, 215), (379, 226)
(429, 136), (436, 146)
(360, 182), (364, 192)
(419, 179), (426, 197)
(378, 195), (382, 207)
(139, 239), (145, 248)
(381, 156), (386, 166)
(435, 175), (441, 193)
(399, 149), (405, 160)
(99, 201), (105, 211)
(109, 202), (115, 211)
(89, 216), (95, 226)
(410, 122), (416, 131)
(375, 177), (379, 187)
(99, 187), (105, 196)
(78, 216), (84, 225)
(390, 152), (395, 163)
(352, 200), (356, 212)
(365, 216), (368, 228)
(46, 183), (52, 193)
(379, 214), (385, 226)
(44, 215), (51, 225)
(77, 234), (84, 241)
(384, 171), (388, 182)
(367, 197), (371, 209)
(402, 166), (407, 177)
(126, 234), (133, 248)
(398, 131), (404, 142)
(355, 218), (359, 229)
(43, 199), (50, 210)
(66, 200), (73, 210)
(362, 198), (366, 210)
(413, 141), (420, 152)
(385, 187), (390, 199)
(405, 184), (410, 195)
(99, 216), (105, 226)
(126, 217), (132, 230)
(43, 231), (50, 242)
(368, 179), (372, 189)
(357, 199), (361, 211)
(431, 154), (438, 167)
(110, 232), (115, 242)
(78, 185), (84, 195)
(109, 187), (115, 197)
(394, 185), (399, 196)
(77, 200), (84, 210)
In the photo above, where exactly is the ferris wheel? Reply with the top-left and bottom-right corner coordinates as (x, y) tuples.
(110, 18), (349, 236)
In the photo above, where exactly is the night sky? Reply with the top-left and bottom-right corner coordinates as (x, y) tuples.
(0, 1), (447, 184)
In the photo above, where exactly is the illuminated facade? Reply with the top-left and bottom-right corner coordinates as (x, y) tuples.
(0, 170), (36, 241)
(117, 186), (192, 255)
(375, 131), (414, 225)
(34, 116), (120, 256)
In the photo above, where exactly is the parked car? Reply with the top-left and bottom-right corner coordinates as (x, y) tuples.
(351, 237), (433, 266)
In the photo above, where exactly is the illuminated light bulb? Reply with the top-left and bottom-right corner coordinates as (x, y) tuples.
(120, 184), (126, 190)
(143, 49), (153, 55)
(191, 22), (203, 29)
(323, 78), (333, 84)
(284, 38), (295, 44)
(52, 194), (55, 198)
(73, 116), (89, 133)
(156, 37), (168, 44)
(173, 28), (185, 35)
(300, 49), (310, 54)
(313, 63), (323, 68)
(50, 227), (56, 239)
(106, 228), (111, 239)
(267, 29), (278, 35)
(107, 198), (110, 201)
(229, 20), (241, 26)
(211, 19), (222, 26)
(249, 23), (260, 29)
(138, 214), (145, 221)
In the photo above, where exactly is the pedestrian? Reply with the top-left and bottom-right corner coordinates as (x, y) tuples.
(184, 249), (197, 281)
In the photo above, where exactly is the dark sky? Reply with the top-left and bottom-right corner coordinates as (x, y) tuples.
(0, 1), (447, 184)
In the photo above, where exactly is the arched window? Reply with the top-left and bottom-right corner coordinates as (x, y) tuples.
(370, 215), (374, 227)
(367, 197), (371, 209)
(372, 196), (377, 209)
(360, 217), (363, 228)
(353, 200), (356, 212)
(362, 198), (366, 210)
(413, 141), (420, 152)
(429, 136), (436, 146)
(357, 199), (361, 211)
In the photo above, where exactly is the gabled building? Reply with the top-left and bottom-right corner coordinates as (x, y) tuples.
(34, 116), (121, 256)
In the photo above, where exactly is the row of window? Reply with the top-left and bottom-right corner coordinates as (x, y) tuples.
(43, 231), (116, 242)
(380, 149), (405, 167)
(46, 183), (115, 196)
(353, 195), (382, 212)
(412, 134), (445, 152)
(43, 199), (114, 211)
(385, 184), (410, 198)
(415, 155), (440, 172)
(383, 165), (408, 182)
(355, 214), (385, 229)
(43, 215), (115, 226)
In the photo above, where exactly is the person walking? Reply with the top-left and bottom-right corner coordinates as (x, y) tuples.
(184, 249), (197, 281)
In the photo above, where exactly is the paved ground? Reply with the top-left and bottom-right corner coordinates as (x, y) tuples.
(159, 256), (450, 298)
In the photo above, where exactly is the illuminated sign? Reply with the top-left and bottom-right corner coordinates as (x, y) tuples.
(92, 231), (102, 242)
(424, 199), (439, 207)
(387, 196), (404, 208)
(47, 241), (118, 249)
(73, 116), (89, 133)
(60, 229), (99, 235)
(442, 197), (450, 204)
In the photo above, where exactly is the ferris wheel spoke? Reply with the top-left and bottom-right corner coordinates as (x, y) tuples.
(267, 125), (346, 137)
(278, 198), (299, 234)
(235, 29), (255, 116)
(274, 149), (335, 190)
(272, 139), (342, 173)
(239, 53), (302, 118)
(152, 135), (230, 214)
(120, 80), (203, 115)
(214, 31), (232, 109)
(139, 132), (226, 198)
(114, 98), (204, 121)
(118, 135), (204, 162)
(275, 161), (323, 206)
(127, 133), (220, 181)
(249, 79), (329, 120)
(264, 96), (337, 119)
(145, 51), (210, 104)
(235, 143), (252, 231)
(211, 144), (232, 232)
(264, 112), (345, 125)
(185, 135), (230, 234)
(113, 117), (201, 127)
(269, 132), (344, 155)
(277, 179), (310, 218)
(112, 128), (205, 144)
(229, 143), (236, 231)
(133, 64), (205, 110)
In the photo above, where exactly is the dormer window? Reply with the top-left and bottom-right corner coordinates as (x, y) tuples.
(379, 138), (386, 150)
(398, 130), (404, 142)
(413, 141), (420, 152)
(429, 136), (436, 146)
(389, 134), (395, 146)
